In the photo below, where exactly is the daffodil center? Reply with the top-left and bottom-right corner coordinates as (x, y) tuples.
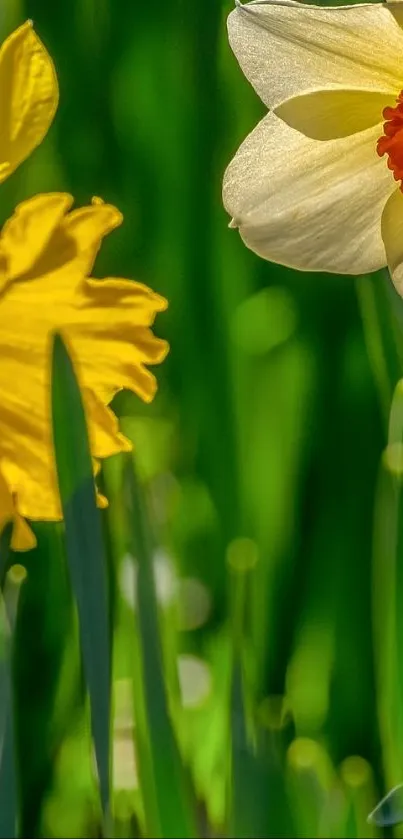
(377, 94), (403, 189)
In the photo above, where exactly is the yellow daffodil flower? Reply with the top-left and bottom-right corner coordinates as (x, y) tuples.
(0, 192), (168, 526)
(223, 0), (403, 290)
(0, 23), (168, 549)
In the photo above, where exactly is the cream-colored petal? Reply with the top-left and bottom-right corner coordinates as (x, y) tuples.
(381, 187), (403, 294)
(223, 112), (394, 274)
(228, 0), (403, 108)
(275, 89), (395, 140)
(0, 21), (58, 182)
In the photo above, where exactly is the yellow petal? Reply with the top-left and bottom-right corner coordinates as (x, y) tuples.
(0, 466), (36, 550)
(1, 193), (73, 280)
(66, 279), (169, 407)
(0, 194), (168, 521)
(5, 195), (123, 287)
(12, 513), (36, 551)
(228, 1), (403, 108)
(275, 89), (395, 141)
(223, 112), (394, 273)
(82, 387), (132, 456)
(60, 202), (123, 277)
(381, 187), (403, 294)
(97, 491), (108, 509)
(0, 21), (58, 183)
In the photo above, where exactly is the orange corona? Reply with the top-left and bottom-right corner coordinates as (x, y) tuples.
(377, 93), (403, 189)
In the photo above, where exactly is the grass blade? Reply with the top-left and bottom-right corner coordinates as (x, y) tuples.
(228, 549), (262, 838)
(124, 456), (197, 838)
(368, 783), (403, 827)
(370, 380), (403, 827)
(229, 658), (264, 838)
(51, 333), (111, 819)
(0, 565), (27, 839)
(0, 697), (16, 839)
(0, 524), (12, 590)
(228, 544), (293, 838)
(385, 385), (403, 793)
(339, 757), (377, 838)
(356, 271), (403, 426)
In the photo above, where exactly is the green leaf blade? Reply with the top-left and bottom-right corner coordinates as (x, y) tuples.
(0, 564), (27, 839)
(51, 333), (111, 818)
(124, 457), (197, 839)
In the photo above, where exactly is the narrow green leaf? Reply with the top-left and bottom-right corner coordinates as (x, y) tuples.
(372, 451), (403, 787)
(0, 565), (27, 839)
(228, 551), (293, 838)
(339, 757), (377, 839)
(229, 659), (261, 838)
(381, 385), (403, 793)
(0, 699), (16, 839)
(286, 738), (332, 838)
(230, 669), (294, 838)
(370, 386), (403, 828)
(356, 271), (403, 427)
(0, 524), (12, 590)
(368, 783), (403, 827)
(228, 549), (260, 837)
(51, 333), (111, 818)
(124, 457), (197, 839)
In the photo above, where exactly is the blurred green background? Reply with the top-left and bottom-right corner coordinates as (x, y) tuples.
(2, 0), (403, 836)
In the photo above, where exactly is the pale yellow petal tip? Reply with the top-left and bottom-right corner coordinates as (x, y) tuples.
(13, 20), (34, 35)
(92, 196), (105, 206)
(228, 218), (238, 229)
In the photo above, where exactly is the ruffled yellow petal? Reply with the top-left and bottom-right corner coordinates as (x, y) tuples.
(82, 388), (132, 456)
(228, 1), (403, 108)
(7, 198), (123, 285)
(0, 466), (36, 551)
(0, 194), (168, 521)
(223, 112), (394, 273)
(73, 277), (168, 405)
(1, 193), (73, 280)
(0, 21), (58, 183)
(60, 202), (123, 278)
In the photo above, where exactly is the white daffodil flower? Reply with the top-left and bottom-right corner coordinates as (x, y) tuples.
(222, 0), (403, 292)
